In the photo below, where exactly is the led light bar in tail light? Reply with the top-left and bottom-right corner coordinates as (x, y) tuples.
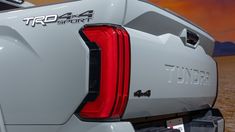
(78, 25), (131, 119)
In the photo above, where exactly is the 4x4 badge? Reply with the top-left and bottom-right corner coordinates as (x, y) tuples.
(134, 90), (151, 97)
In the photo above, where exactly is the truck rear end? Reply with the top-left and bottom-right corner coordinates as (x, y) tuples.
(0, 0), (223, 132)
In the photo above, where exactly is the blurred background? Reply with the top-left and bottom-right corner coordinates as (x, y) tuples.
(22, 0), (235, 131)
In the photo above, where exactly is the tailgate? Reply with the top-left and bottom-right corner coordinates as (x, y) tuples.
(122, 0), (217, 119)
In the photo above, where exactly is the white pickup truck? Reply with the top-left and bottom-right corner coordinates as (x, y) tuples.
(0, 0), (224, 132)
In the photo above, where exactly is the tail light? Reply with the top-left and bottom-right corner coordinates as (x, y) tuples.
(78, 25), (131, 119)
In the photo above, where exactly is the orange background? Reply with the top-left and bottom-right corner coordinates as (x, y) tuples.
(150, 0), (235, 42)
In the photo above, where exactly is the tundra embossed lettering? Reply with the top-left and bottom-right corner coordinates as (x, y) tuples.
(165, 64), (209, 85)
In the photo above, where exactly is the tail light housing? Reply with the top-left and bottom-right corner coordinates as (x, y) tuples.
(78, 25), (131, 119)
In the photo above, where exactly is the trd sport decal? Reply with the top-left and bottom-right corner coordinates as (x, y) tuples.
(23, 10), (94, 27)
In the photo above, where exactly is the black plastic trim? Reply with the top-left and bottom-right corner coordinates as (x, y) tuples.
(0, 1), (19, 9)
(186, 30), (199, 45)
(129, 108), (224, 131)
(74, 28), (101, 114)
(80, 30), (101, 101)
(6, 0), (24, 4)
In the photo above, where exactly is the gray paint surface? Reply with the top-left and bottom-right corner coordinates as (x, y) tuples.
(0, 0), (126, 125)
(0, 0), (219, 131)
(123, 27), (217, 119)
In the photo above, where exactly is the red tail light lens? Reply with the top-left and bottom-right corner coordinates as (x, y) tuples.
(79, 25), (131, 119)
